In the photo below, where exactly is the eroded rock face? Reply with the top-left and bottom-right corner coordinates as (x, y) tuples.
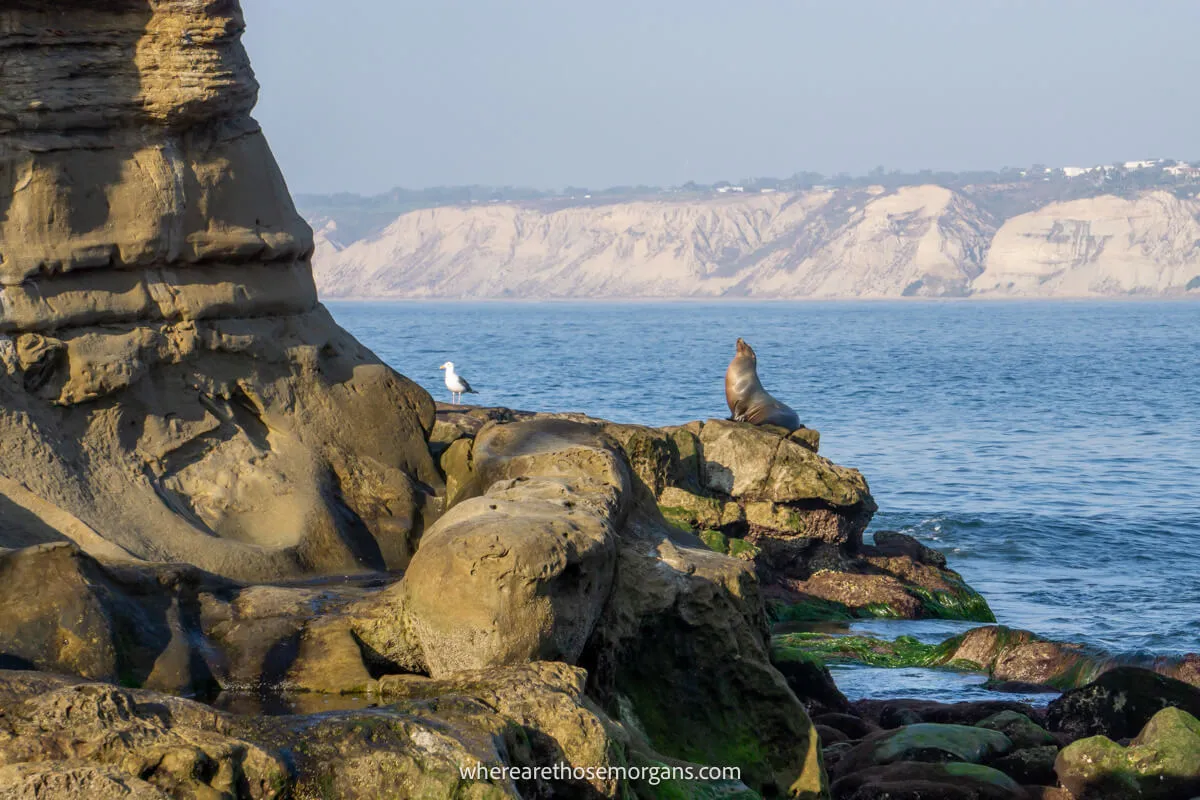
(0, 0), (437, 581)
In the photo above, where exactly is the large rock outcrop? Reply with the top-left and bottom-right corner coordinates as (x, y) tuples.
(355, 414), (829, 797)
(0, 0), (438, 581)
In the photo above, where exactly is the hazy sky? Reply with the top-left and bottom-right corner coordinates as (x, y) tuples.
(242, 1), (1200, 196)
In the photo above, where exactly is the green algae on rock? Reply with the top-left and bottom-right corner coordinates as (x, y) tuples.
(615, 418), (994, 624)
(773, 632), (974, 671)
(1055, 707), (1200, 799)
(771, 625), (1186, 697)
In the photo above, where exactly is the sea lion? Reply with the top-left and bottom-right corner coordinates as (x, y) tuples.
(724, 338), (801, 430)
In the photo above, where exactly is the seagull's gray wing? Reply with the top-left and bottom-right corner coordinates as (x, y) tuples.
(461, 376), (478, 393)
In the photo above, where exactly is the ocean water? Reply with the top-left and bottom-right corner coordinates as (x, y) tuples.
(327, 300), (1200, 700)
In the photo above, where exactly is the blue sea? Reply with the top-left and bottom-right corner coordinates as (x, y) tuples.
(327, 300), (1200, 702)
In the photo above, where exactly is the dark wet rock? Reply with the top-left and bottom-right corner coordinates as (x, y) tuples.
(856, 699), (1045, 729)
(774, 556), (994, 622)
(772, 644), (853, 715)
(817, 724), (850, 746)
(822, 741), (855, 774)
(815, 713), (882, 741)
(975, 711), (1058, 750)
(830, 761), (1024, 800)
(988, 745), (1059, 787)
(0, 543), (227, 695)
(871, 530), (948, 568)
(829, 723), (1013, 780)
(1046, 665), (1200, 741)
(1055, 706), (1200, 799)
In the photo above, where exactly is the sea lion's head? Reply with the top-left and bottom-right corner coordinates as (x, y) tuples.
(735, 338), (757, 362)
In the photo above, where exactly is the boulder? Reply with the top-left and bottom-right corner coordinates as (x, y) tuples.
(871, 531), (948, 568)
(0, 543), (221, 693)
(855, 699), (1044, 729)
(814, 713), (881, 741)
(988, 745), (1059, 786)
(473, 418), (632, 519)
(771, 558), (994, 622)
(948, 626), (1093, 688)
(1046, 666), (1200, 740)
(1055, 707), (1200, 799)
(830, 761), (1024, 800)
(377, 662), (623, 797)
(698, 420), (873, 510)
(975, 711), (1057, 750)
(830, 723), (1013, 779)
(401, 478), (618, 675)
(402, 419), (626, 676)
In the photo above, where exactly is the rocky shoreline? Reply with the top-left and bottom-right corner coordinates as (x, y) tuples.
(3, 404), (1200, 798)
(2, 2), (1199, 798)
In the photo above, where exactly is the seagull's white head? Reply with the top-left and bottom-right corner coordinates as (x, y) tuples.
(439, 361), (454, 371)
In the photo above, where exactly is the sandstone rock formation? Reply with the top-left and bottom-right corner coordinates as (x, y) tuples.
(14, 3), (1161, 799)
(309, 186), (1200, 299)
(0, 0), (438, 580)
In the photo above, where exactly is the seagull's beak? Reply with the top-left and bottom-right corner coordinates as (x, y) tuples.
(438, 364), (446, 370)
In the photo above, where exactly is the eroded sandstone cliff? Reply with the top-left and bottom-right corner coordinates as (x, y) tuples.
(0, 0), (438, 580)
(310, 186), (1200, 299)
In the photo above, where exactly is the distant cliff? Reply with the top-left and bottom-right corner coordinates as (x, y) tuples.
(308, 186), (1200, 299)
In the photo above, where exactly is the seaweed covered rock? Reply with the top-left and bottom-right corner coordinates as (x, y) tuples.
(1055, 707), (1200, 799)
(0, 0), (438, 582)
(606, 419), (992, 623)
(948, 626), (1094, 688)
(583, 504), (827, 798)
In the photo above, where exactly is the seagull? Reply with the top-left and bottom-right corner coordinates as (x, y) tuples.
(439, 361), (478, 405)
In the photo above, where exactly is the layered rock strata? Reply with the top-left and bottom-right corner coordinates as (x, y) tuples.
(309, 186), (1200, 299)
(0, 0), (438, 580)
